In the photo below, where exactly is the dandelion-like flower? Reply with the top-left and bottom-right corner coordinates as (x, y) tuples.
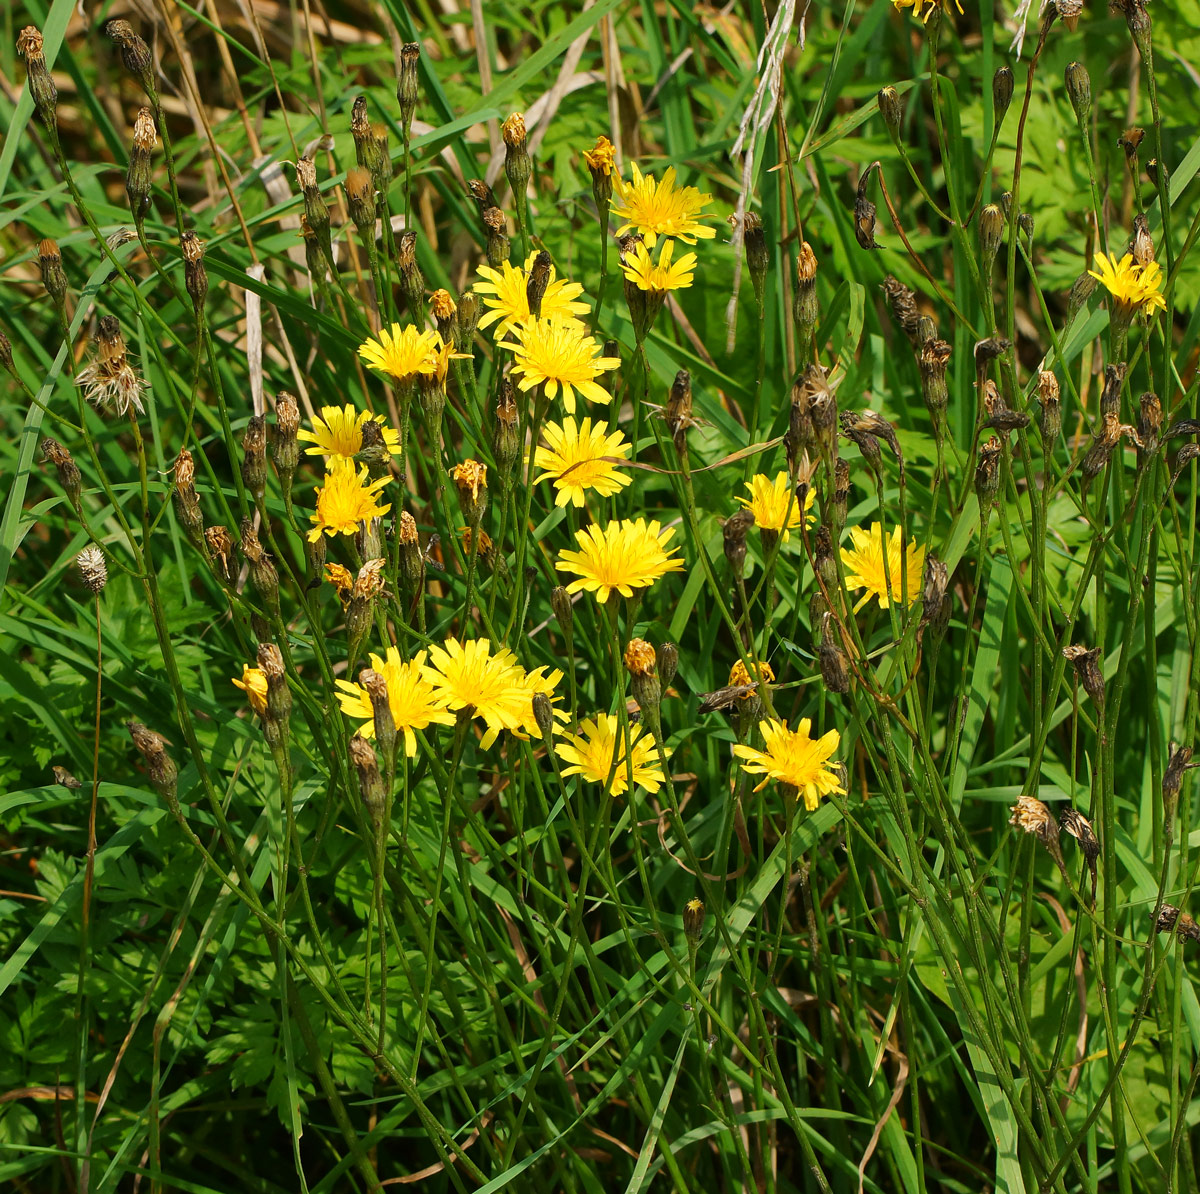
(1088, 251), (1167, 319)
(307, 457), (391, 542)
(498, 317), (621, 414)
(582, 136), (616, 176)
(474, 253), (591, 340)
(232, 665), (269, 717)
(840, 522), (925, 611)
(556, 518), (685, 603)
(620, 239), (697, 294)
(733, 718), (843, 811)
(737, 473), (816, 541)
(891, 0), (964, 20)
(534, 417), (632, 507)
(422, 638), (530, 749)
(336, 647), (455, 756)
(298, 404), (401, 460)
(729, 658), (774, 690)
(612, 163), (716, 248)
(357, 324), (446, 382)
(556, 714), (666, 795)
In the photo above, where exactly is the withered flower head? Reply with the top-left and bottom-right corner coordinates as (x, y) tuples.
(467, 178), (497, 214)
(78, 315), (146, 417)
(1118, 127), (1145, 161)
(1157, 904), (1200, 944)
(104, 20), (153, 88)
(38, 238), (68, 307)
(624, 638), (657, 678)
(1164, 743), (1196, 802)
(1010, 794), (1067, 875)
(127, 720), (178, 801)
(42, 435), (82, 512)
(854, 185), (878, 251)
(723, 509), (755, 580)
(206, 526), (233, 581)
(1100, 362), (1128, 420)
(1130, 213), (1154, 268)
(975, 436), (1003, 507)
(18, 26), (58, 127)
(451, 459), (488, 523)
(525, 250), (553, 318)
(882, 276), (921, 345)
(398, 41), (422, 131)
(1063, 644), (1105, 709)
(796, 241), (819, 285)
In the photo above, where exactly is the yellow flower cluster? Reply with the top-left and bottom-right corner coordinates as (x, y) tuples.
(1088, 252), (1167, 318)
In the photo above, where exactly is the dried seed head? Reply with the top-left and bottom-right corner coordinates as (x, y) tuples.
(1010, 794), (1067, 876)
(206, 525), (233, 582)
(1064, 61), (1091, 123)
(1081, 411), (1139, 483)
(665, 369), (697, 453)
(180, 231), (208, 311)
(127, 720), (177, 802)
(975, 436), (1003, 508)
(467, 178), (498, 214)
(273, 393), (300, 485)
(993, 66), (1015, 125)
(104, 20), (154, 91)
(853, 188), (878, 251)
(882, 276), (922, 345)
(683, 898), (705, 942)
(1056, 0), (1083, 30)
(1063, 644), (1105, 710)
(18, 25), (58, 128)
(1119, 126), (1145, 161)
(1157, 904), (1200, 944)
(78, 315), (146, 417)
(398, 511), (425, 594)
(397, 41), (421, 132)
(1036, 370), (1062, 443)
(76, 545), (108, 593)
(41, 436), (82, 513)
(52, 765), (82, 789)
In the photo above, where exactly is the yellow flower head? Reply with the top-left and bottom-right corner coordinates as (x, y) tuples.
(733, 718), (843, 810)
(840, 522), (925, 611)
(582, 136), (616, 176)
(555, 713), (666, 795)
(429, 289), (456, 321)
(621, 239), (697, 294)
(729, 658), (775, 690)
(357, 324), (445, 382)
(1088, 251), (1166, 317)
(498, 317), (621, 414)
(612, 162), (716, 248)
(474, 252), (591, 340)
(335, 647), (455, 756)
(298, 404), (401, 460)
(232, 665), (269, 717)
(307, 457), (391, 542)
(891, 0), (963, 21)
(737, 473), (816, 541)
(534, 417), (632, 507)
(325, 562), (354, 606)
(422, 638), (529, 749)
(556, 517), (685, 604)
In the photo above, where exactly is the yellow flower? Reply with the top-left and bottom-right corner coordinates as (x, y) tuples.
(891, 0), (963, 20)
(582, 136), (616, 176)
(621, 239), (697, 294)
(736, 473), (816, 541)
(422, 638), (529, 749)
(534, 417), (632, 507)
(556, 517), (685, 604)
(232, 665), (268, 717)
(733, 718), (844, 811)
(499, 318), (621, 414)
(840, 522), (925, 611)
(729, 659), (775, 690)
(335, 647), (455, 756)
(555, 714), (666, 795)
(474, 253), (591, 340)
(325, 562), (354, 606)
(1089, 252), (1166, 318)
(612, 162), (716, 248)
(307, 457), (391, 542)
(357, 324), (445, 382)
(298, 404), (401, 460)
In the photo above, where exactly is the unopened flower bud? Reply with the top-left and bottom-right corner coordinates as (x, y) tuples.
(502, 112), (532, 197)
(551, 585), (574, 637)
(741, 213), (769, 308)
(819, 620), (850, 694)
(42, 436), (82, 514)
(240, 519), (279, 617)
(683, 898), (705, 942)
(257, 641), (292, 732)
(126, 107), (156, 224)
(979, 204), (1005, 278)
(181, 231), (208, 312)
(794, 242), (819, 349)
(656, 642), (678, 691)
(878, 86), (903, 142)
(457, 291), (480, 349)
(1066, 272), (1098, 327)
(296, 156), (333, 266)
(242, 415), (267, 503)
(531, 693), (555, 742)
(17, 26), (58, 130)
(38, 238), (68, 309)
(1065, 61), (1091, 124)
(397, 42), (421, 135)
(993, 66), (1015, 126)
(349, 735), (384, 825)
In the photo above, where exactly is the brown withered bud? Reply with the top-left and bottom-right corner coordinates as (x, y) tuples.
(986, 408), (1031, 433)
(257, 641), (292, 733)
(346, 559), (385, 666)
(80, 316), (146, 417)
(17, 26), (58, 130)
(740, 213), (770, 307)
(0, 331), (12, 375)
(241, 415), (267, 503)
(843, 410), (901, 471)
(1037, 370), (1062, 444)
(240, 518), (280, 618)
(723, 509), (755, 580)
(296, 157), (333, 266)
(397, 41), (421, 134)
(1166, 419), (1200, 441)
(359, 668), (396, 761)
(1063, 644), (1105, 711)
(813, 525), (837, 591)
(878, 86), (903, 142)
(842, 416), (881, 477)
(883, 276), (922, 345)
(657, 642), (679, 690)
(1136, 392), (1162, 463)
(974, 337), (1010, 376)
(467, 179), (498, 216)
(810, 388), (839, 467)
(1121, 0), (1152, 57)
(819, 616), (850, 694)
(1163, 744), (1197, 836)
(205, 526), (233, 582)
(172, 449), (204, 548)
(480, 205), (510, 268)
(38, 238), (68, 309)
(398, 229), (424, 316)
(993, 66), (1015, 126)
(853, 185), (878, 251)
(1157, 905), (1200, 944)
(975, 437), (1003, 509)
(1059, 807), (1100, 903)
(180, 231), (208, 312)
(351, 96), (373, 166)
(919, 338), (952, 421)
(127, 721), (178, 803)
(345, 167), (376, 237)
(1130, 213), (1154, 268)
(666, 369), (696, 454)
(1081, 411), (1140, 484)
(126, 107), (156, 224)
(1118, 127), (1145, 163)
(1056, 0), (1082, 30)
(832, 458), (850, 531)
(1100, 363), (1127, 420)
(76, 545), (108, 594)
(370, 123), (392, 192)
(42, 436), (82, 514)
(493, 379), (520, 484)
(921, 555), (949, 627)
(1171, 445), (1200, 489)
(793, 241), (819, 349)
(526, 250), (553, 318)
(104, 20), (154, 93)
(397, 511), (425, 595)
(1010, 795), (1068, 880)
(52, 765), (82, 790)
(349, 735), (384, 825)
(502, 112), (532, 196)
